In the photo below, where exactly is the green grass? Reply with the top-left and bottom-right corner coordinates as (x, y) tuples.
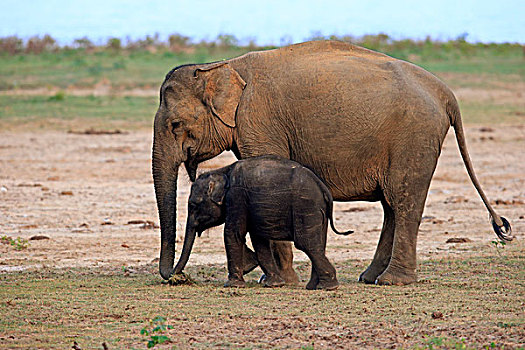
(0, 94), (158, 130)
(458, 100), (524, 125)
(1, 249), (523, 349)
(0, 48), (254, 91)
(420, 56), (524, 76)
(0, 42), (523, 91)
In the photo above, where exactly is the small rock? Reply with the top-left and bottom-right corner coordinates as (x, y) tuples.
(29, 235), (50, 241)
(127, 220), (147, 225)
(121, 244), (130, 248)
(60, 191), (73, 196)
(446, 237), (472, 243)
(431, 311), (444, 319)
(1, 186), (7, 192)
(20, 224), (38, 229)
(479, 127), (494, 133)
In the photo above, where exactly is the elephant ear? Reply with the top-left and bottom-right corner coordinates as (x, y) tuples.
(207, 174), (228, 206)
(195, 62), (246, 128)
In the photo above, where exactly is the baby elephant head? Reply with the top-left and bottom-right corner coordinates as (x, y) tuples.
(173, 172), (228, 274)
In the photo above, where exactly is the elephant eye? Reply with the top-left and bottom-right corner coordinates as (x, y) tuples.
(171, 121), (182, 133)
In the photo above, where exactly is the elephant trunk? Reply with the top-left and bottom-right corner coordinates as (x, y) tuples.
(152, 137), (181, 280)
(173, 218), (197, 274)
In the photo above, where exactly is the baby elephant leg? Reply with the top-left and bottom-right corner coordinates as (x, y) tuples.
(294, 211), (338, 290)
(304, 251), (339, 290)
(250, 233), (285, 288)
(223, 207), (248, 288)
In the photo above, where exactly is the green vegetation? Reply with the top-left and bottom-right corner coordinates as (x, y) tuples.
(0, 235), (29, 251)
(0, 33), (522, 91)
(140, 316), (174, 348)
(0, 94), (157, 130)
(0, 246), (523, 349)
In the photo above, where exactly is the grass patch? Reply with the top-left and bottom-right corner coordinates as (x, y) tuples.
(0, 49), (253, 91)
(1, 250), (523, 349)
(0, 40), (522, 91)
(0, 95), (157, 130)
(459, 100), (524, 125)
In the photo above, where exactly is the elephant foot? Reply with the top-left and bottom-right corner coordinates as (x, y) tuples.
(358, 264), (387, 284)
(224, 278), (246, 288)
(263, 275), (285, 288)
(280, 268), (299, 285)
(375, 266), (416, 286)
(318, 279), (339, 291)
(307, 278), (339, 291)
(305, 277), (318, 290)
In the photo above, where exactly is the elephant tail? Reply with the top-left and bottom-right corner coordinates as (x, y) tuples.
(447, 98), (512, 241)
(316, 175), (354, 236)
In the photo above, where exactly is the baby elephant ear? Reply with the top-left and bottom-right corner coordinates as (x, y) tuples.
(207, 175), (227, 205)
(195, 62), (246, 128)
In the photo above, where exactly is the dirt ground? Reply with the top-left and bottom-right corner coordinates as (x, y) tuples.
(1, 124), (524, 277)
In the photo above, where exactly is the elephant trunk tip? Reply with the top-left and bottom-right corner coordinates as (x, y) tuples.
(492, 216), (512, 241)
(159, 266), (174, 280)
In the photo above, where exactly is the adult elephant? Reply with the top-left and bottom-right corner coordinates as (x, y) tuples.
(152, 40), (511, 286)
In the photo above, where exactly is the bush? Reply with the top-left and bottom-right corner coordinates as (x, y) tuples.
(0, 36), (23, 54)
(25, 35), (57, 54)
(106, 37), (122, 51)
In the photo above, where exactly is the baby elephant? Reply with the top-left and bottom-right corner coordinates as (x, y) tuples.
(173, 155), (352, 290)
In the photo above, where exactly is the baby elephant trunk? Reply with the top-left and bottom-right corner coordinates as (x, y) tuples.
(173, 221), (197, 274)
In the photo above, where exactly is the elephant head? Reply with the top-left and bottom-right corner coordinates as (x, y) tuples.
(152, 61), (246, 279)
(173, 172), (228, 274)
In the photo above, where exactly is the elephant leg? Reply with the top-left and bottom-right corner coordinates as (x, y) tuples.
(375, 147), (438, 286)
(306, 265), (319, 290)
(294, 210), (338, 290)
(223, 193), (248, 288)
(270, 241), (299, 285)
(250, 233), (285, 288)
(304, 251), (338, 290)
(359, 199), (395, 283)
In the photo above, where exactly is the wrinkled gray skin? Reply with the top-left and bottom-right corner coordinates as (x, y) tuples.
(174, 156), (353, 290)
(152, 40), (512, 286)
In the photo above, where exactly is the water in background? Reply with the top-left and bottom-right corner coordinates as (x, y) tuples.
(1, 0), (523, 44)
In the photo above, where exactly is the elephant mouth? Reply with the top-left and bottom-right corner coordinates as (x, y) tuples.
(183, 145), (198, 182)
(184, 158), (198, 182)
